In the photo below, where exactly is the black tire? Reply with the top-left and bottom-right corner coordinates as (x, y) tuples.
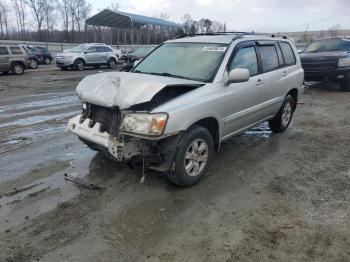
(44, 57), (51, 65)
(107, 58), (117, 69)
(269, 95), (295, 133)
(11, 63), (24, 75)
(166, 125), (214, 187)
(340, 74), (350, 91)
(30, 59), (39, 69)
(74, 59), (84, 71)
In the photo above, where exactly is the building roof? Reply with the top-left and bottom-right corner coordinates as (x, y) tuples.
(86, 9), (182, 29)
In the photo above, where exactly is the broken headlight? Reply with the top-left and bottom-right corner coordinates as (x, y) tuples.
(120, 113), (168, 136)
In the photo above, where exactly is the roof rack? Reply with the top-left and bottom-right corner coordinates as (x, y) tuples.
(174, 31), (289, 40)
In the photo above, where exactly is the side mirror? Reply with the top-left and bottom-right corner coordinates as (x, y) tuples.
(226, 68), (250, 85)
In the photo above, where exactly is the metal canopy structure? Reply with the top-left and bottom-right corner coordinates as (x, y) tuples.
(86, 9), (181, 29)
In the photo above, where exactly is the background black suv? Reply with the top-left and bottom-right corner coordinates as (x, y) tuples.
(300, 37), (350, 90)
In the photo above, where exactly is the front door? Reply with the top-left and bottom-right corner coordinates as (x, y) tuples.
(222, 44), (265, 137)
(84, 47), (98, 64)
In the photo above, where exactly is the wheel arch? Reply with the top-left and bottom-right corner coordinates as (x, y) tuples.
(286, 88), (298, 110)
(74, 57), (86, 65)
(187, 117), (220, 150)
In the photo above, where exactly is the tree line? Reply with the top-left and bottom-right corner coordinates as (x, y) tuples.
(0, 0), (230, 45)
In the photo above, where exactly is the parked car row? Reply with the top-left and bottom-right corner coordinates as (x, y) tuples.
(0, 44), (53, 74)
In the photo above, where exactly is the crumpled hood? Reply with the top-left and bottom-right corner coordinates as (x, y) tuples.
(76, 72), (203, 109)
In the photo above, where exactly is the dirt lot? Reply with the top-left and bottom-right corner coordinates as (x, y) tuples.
(0, 65), (349, 262)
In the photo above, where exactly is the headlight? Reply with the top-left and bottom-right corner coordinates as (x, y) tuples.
(120, 113), (168, 136)
(338, 57), (350, 68)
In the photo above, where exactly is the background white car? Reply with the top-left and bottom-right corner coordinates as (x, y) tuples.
(56, 43), (122, 71)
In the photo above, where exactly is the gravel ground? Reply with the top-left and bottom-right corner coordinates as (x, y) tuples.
(0, 65), (349, 262)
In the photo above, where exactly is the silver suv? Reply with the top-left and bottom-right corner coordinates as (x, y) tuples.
(67, 33), (304, 186)
(56, 43), (122, 71)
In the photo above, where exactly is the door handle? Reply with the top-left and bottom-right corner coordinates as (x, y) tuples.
(256, 79), (263, 85)
(282, 71), (288, 77)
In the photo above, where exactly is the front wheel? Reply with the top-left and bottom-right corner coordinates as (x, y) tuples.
(74, 59), (84, 71)
(107, 58), (117, 69)
(340, 73), (350, 91)
(269, 95), (295, 133)
(167, 126), (214, 187)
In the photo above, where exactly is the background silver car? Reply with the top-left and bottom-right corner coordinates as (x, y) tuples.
(56, 43), (122, 71)
(68, 33), (304, 186)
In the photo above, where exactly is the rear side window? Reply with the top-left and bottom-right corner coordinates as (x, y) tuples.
(258, 45), (279, 72)
(279, 42), (296, 66)
(9, 46), (23, 55)
(229, 46), (258, 76)
(97, 46), (113, 52)
(0, 47), (9, 55)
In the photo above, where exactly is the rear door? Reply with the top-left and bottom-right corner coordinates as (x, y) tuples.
(96, 46), (110, 63)
(256, 42), (286, 116)
(0, 46), (10, 70)
(223, 42), (266, 136)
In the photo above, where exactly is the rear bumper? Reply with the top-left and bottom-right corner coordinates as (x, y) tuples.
(304, 68), (350, 81)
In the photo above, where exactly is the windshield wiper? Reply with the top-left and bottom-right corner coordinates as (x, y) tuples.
(147, 72), (190, 80)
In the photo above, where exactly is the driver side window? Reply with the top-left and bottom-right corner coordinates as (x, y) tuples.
(86, 47), (97, 53)
(229, 46), (258, 76)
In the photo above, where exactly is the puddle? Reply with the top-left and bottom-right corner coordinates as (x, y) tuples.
(0, 94), (79, 113)
(0, 111), (76, 129)
(0, 137), (34, 154)
(243, 123), (272, 138)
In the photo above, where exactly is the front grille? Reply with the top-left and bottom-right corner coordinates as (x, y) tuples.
(302, 59), (338, 72)
(88, 104), (121, 137)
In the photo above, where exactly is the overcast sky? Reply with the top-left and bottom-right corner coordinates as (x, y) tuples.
(89, 0), (350, 32)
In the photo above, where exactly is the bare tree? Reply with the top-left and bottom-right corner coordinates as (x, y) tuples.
(13, 0), (27, 40)
(0, 0), (10, 38)
(28, 0), (47, 41)
(110, 1), (119, 11)
(56, 0), (70, 41)
(158, 12), (170, 21)
(210, 21), (225, 32)
(328, 24), (341, 37)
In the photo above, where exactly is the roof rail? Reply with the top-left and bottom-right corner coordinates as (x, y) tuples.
(174, 31), (289, 40)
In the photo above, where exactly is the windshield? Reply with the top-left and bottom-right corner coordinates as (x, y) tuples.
(70, 44), (87, 53)
(304, 39), (350, 52)
(131, 47), (154, 56)
(132, 43), (228, 82)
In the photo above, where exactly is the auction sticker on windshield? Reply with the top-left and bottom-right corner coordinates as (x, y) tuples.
(203, 46), (227, 52)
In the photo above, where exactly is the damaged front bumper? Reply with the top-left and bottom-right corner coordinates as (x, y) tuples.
(67, 114), (181, 171)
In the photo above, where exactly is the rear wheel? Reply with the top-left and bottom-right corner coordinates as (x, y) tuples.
(74, 59), (84, 71)
(107, 58), (117, 69)
(269, 95), (295, 133)
(44, 57), (51, 65)
(30, 59), (38, 69)
(167, 126), (214, 187)
(11, 63), (24, 75)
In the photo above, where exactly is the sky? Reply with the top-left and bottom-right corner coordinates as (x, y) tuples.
(88, 0), (350, 33)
